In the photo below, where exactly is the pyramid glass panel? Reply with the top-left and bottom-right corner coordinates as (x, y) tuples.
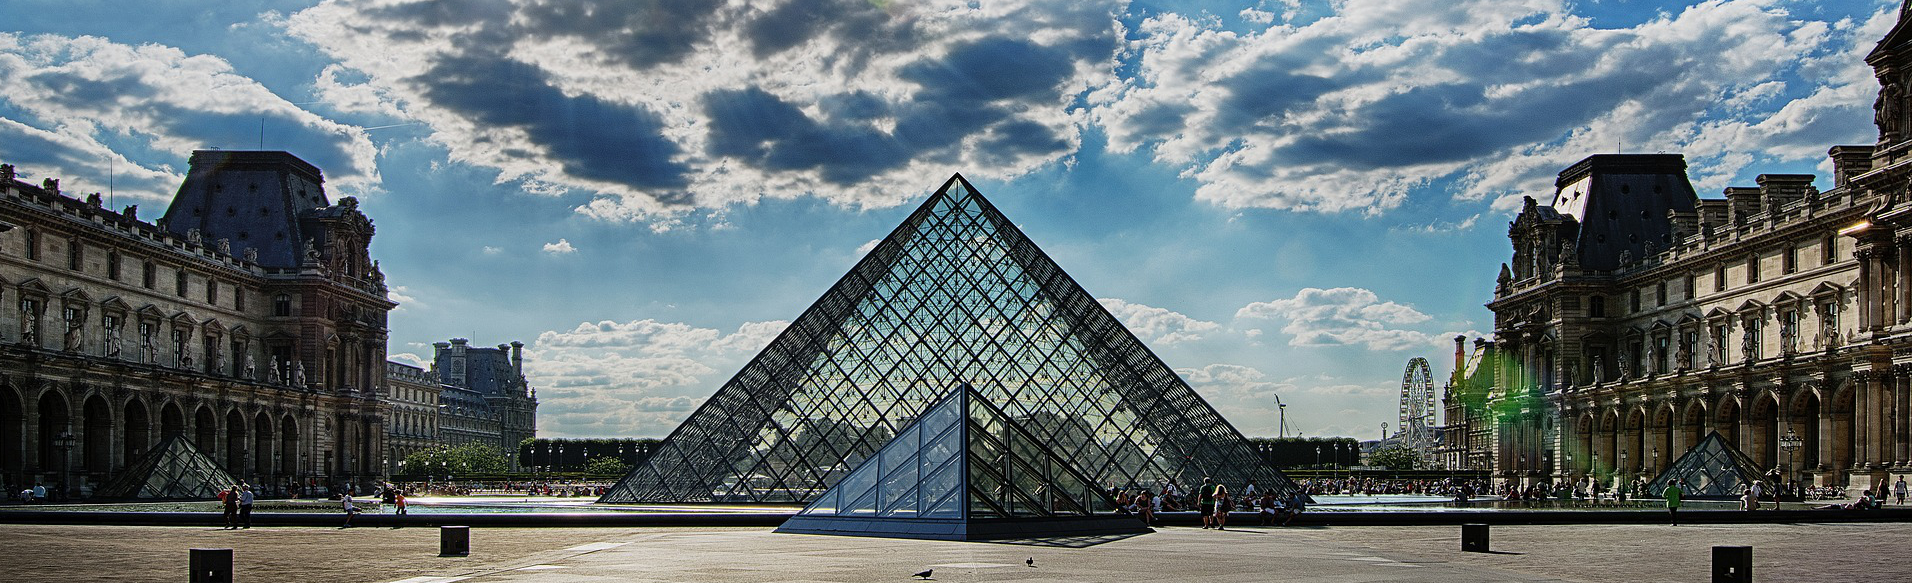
(777, 385), (1149, 540)
(603, 174), (1300, 504)
(95, 434), (240, 500)
(1644, 431), (1767, 499)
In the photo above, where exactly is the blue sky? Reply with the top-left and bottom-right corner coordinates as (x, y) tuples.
(0, 0), (1894, 439)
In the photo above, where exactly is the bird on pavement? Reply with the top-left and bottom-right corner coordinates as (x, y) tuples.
(1026, 557), (1036, 567)
(913, 569), (933, 579)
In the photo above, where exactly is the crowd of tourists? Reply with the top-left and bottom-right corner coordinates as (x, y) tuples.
(1106, 477), (1311, 527)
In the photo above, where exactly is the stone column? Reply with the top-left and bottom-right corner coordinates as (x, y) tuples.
(1898, 237), (1912, 324)
(1859, 248), (1878, 332)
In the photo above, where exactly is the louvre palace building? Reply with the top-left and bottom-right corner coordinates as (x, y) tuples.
(0, 150), (393, 496)
(1440, 7), (1912, 496)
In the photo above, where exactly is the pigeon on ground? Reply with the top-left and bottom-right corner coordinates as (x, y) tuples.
(1026, 557), (1036, 567)
(913, 569), (933, 579)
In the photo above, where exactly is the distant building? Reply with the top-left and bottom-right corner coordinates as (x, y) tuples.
(0, 150), (393, 496)
(383, 361), (440, 475)
(429, 338), (536, 470)
(1455, 8), (1912, 495)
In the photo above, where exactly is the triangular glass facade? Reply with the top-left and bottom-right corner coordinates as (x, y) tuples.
(601, 174), (1299, 504)
(778, 384), (1146, 540)
(94, 433), (240, 500)
(1644, 431), (1765, 499)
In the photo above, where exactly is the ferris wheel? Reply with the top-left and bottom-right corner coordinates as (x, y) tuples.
(1399, 357), (1437, 457)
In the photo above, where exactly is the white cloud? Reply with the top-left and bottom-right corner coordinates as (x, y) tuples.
(1097, 297), (1220, 344)
(283, 0), (1123, 225)
(854, 238), (882, 257)
(388, 352), (428, 369)
(0, 33), (379, 199)
(385, 285), (421, 311)
(525, 318), (787, 437)
(1236, 287), (1437, 350)
(1093, 0), (1884, 214)
(481, 246), (503, 255)
(542, 239), (576, 254)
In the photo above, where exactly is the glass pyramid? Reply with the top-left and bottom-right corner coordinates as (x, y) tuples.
(600, 174), (1300, 504)
(1643, 431), (1765, 500)
(776, 384), (1148, 540)
(94, 433), (240, 500)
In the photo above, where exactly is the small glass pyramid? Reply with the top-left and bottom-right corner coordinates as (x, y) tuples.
(601, 174), (1299, 504)
(776, 384), (1149, 540)
(94, 433), (241, 500)
(1643, 431), (1766, 499)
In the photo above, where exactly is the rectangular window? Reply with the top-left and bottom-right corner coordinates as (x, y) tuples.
(207, 280), (218, 304)
(1656, 283), (1667, 306)
(67, 239), (82, 271)
(1824, 235), (1838, 264)
(175, 270), (188, 297)
(1784, 245), (1798, 274)
(107, 252), (120, 280)
(1590, 296), (1606, 318)
(138, 321), (155, 363)
(234, 287), (245, 311)
(1712, 323), (1730, 365)
(142, 262), (155, 289)
(1684, 274), (1696, 300)
(273, 294), (291, 317)
(1630, 290), (1641, 312)
(1715, 264), (1727, 291)
(103, 314), (121, 358)
(1746, 319), (1762, 360)
(23, 229), (38, 261)
(19, 298), (40, 344)
(1747, 254), (1761, 284)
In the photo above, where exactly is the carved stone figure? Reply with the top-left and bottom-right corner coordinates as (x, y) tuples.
(1742, 328), (1758, 362)
(243, 247), (259, 264)
(63, 323), (81, 351)
(1592, 355), (1605, 384)
(85, 192), (102, 207)
(292, 361), (306, 387)
(269, 359), (282, 384)
(1880, 82), (1905, 142)
(122, 205), (137, 219)
(1674, 343), (1692, 371)
(244, 353), (257, 379)
(216, 238), (231, 256)
(187, 228), (203, 247)
(41, 178), (58, 196)
(0, 164), (13, 182)
(106, 329), (122, 358)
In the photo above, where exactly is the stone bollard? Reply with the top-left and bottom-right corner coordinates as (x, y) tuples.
(1461, 523), (1489, 552)
(189, 548), (233, 583)
(440, 525), (470, 557)
(1712, 546), (1752, 582)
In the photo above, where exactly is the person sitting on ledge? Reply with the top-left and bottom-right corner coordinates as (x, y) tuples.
(1816, 490), (1879, 510)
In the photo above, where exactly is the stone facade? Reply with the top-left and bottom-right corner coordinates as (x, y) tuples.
(0, 150), (393, 496)
(429, 338), (536, 470)
(383, 361), (440, 475)
(1454, 7), (1912, 495)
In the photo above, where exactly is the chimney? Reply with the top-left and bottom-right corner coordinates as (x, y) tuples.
(1453, 335), (1468, 382)
(511, 341), (524, 379)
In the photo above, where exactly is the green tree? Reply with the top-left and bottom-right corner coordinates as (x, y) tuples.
(583, 456), (631, 476)
(402, 443), (509, 477)
(1368, 445), (1422, 471)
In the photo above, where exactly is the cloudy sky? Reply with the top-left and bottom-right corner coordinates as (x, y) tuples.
(1, 0), (1893, 439)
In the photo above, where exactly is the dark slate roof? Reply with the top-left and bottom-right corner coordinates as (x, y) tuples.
(159, 150), (329, 269)
(1548, 154), (1699, 271)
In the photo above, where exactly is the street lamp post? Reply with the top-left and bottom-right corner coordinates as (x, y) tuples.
(1779, 428), (1803, 486)
(53, 429), (77, 501)
(1619, 450), (1629, 490)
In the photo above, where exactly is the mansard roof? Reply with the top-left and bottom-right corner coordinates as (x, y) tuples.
(158, 150), (340, 270)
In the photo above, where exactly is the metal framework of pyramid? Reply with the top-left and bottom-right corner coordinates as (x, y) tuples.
(776, 384), (1149, 540)
(600, 174), (1300, 504)
(1643, 431), (1765, 500)
(94, 434), (240, 500)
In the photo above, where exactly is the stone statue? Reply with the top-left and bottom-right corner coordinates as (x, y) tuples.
(244, 353), (256, 379)
(41, 178), (59, 196)
(63, 322), (81, 351)
(145, 341), (158, 365)
(1619, 249), (1633, 265)
(20, 313), (37, 345)
(1742, 328), (1758, 362)
(216, 238), (231, 256)
(122, 205), (137, 219)
(304, 239), (321, 263)
(85, 192), (102, 207)
(1879, 83), (1905, 142)
(1616, 350), (1631, 379)
(1674, 342), (1691, 371)
(243, 247), (258, 264)
(1642, 342), (1657, 375)
(292, 361), (306, 387)
(187, 228), (203, 247)
(106, 329), (122, 358)
(178, 349), (193, 370)
(0, 164), (13, 182)
(1591, 355), (1605, 384)
(269, 359), (282, 384)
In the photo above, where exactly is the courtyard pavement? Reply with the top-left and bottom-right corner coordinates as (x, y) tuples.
(2, 520), (1901, 582)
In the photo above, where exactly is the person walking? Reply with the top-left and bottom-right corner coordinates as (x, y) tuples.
(1894, 477), (1908, 506)
(341, 489), (359, 528)
(238, 484), (255, 528)
(395, 489), (408, 515)
(220, 486), (239, 529)
(1664, 480), (1685, 526)
(1197, 477), (1225, 530)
